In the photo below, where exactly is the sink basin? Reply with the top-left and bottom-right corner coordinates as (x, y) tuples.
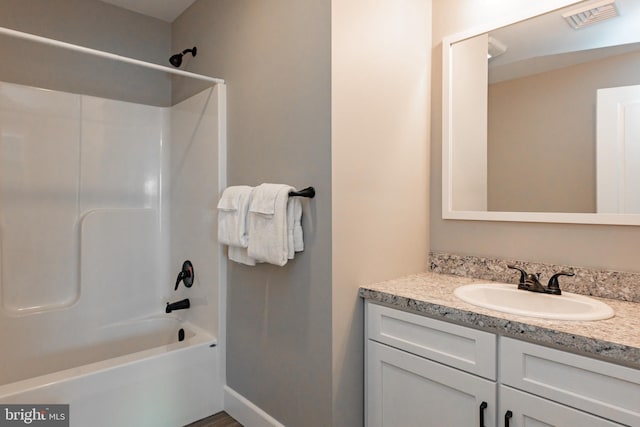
(454, 283), (614, 321)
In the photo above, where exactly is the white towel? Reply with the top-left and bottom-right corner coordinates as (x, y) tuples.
(287, 196), (303, 259)
(217, 185), (253, 247)
(247, 183), (293, 266)
(228, 247), (256, 266)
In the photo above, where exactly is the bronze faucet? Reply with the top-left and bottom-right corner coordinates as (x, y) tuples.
(507, 265), (574, 295)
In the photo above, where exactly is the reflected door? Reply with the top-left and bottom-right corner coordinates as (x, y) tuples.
(597, 84), (640, 213)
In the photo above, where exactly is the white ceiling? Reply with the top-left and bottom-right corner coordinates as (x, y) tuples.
(100, 0), (197, 22)
(488, 0), (640, 82)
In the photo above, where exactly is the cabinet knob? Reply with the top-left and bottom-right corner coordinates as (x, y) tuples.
(479, 401), (488, 427)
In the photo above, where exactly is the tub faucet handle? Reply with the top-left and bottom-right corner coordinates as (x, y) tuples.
(175, 260), (194, 291)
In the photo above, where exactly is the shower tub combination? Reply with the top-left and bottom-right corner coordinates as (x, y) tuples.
(0, 27), (226, 426)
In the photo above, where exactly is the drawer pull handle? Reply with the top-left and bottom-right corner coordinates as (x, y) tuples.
(505, 410), (513, 427)
(479, 401), (488, 427)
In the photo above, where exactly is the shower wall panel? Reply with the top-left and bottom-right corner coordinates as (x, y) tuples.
(80, 96), (163, 211)
(0, 81), (163, 316)
(80, 209), (159, 325)
(0, 82), (81, 313)
(168, 87), (220, 335)
(79, 95), (163, 317)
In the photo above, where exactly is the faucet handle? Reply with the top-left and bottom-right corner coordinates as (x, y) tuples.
(174, 260), (194, 291)
(507, 264), (529, 289)
(547, 271), (574, 295)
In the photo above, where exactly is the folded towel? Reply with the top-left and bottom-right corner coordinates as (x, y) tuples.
(247, 183), (293, 266)
(287, 196), (303, 259)
(228, 247), (257, 266)
(217, 185), (253, 247)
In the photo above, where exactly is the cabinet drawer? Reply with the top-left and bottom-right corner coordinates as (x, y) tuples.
(500, 337), (640, 427)
(366, 302), (496, 379)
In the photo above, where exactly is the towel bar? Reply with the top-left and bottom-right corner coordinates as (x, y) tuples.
(288, 187), (315, 198)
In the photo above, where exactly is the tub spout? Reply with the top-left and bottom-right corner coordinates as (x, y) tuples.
(166, 298), (190, 313)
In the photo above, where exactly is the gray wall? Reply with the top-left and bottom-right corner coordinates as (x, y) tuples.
(431, 0), (640, 273)
(172, 1), (333, 425)
(0, 0), (171, 106)
(488, 51), (640, 213)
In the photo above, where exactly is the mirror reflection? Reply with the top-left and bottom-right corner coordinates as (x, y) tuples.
(449, 0), (640, 215)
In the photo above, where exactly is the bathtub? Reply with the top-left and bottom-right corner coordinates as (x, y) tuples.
(0, 315), (223, 427)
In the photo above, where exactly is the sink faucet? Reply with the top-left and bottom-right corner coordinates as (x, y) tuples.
(507, 265), (574, 295)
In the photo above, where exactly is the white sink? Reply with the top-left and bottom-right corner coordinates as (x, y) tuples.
(454, 283), (614, 321)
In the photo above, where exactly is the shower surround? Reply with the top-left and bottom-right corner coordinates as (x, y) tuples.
(0, 81), (225, 426)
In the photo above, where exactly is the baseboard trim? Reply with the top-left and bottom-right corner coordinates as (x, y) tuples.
(224, 385), (285, 427)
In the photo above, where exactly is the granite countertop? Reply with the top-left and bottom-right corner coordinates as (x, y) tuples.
(359, 272), (640, 369)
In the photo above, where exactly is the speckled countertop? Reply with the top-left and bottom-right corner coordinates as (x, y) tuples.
(359, 272), (640, 369)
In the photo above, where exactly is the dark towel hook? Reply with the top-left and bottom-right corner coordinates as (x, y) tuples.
(288, 187), (315, 198)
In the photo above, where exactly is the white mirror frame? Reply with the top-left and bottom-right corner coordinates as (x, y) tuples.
(442, 0), (640, 226)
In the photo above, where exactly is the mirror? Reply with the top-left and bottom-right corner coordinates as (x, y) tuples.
(442, 0), (640, 225)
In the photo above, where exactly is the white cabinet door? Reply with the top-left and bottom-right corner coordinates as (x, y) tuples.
(499, 386), (624, 427)
(366, 340), (496, 427)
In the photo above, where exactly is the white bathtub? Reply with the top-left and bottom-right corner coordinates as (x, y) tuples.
(0, 315), (223, 427)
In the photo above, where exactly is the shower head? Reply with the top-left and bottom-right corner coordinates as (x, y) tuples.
(169, 47), (197, 67)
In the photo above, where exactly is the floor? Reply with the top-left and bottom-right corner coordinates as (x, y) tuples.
(186, 411), (243, 427)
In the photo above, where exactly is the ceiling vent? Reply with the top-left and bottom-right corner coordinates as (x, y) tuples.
(563, 0), (619, 29)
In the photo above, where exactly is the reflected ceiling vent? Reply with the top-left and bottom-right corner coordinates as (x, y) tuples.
(563, 0), (619, 29)
(488, 36), (507, 59)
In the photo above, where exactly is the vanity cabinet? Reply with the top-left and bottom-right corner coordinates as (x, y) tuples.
(365, 301), (639, 427)
(366, 302), (497, 427)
